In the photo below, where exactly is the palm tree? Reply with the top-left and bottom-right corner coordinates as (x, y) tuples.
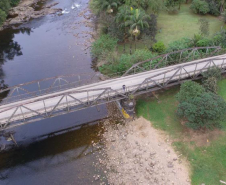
(125, 8), (150, 51)
(100, 0), (121, 13)
(116, 5), (131, 52)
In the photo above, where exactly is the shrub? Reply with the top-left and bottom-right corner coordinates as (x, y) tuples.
(177, 91), (226, 129)
(176, 81), (205, 103)
(202, 77), (218, 93)
(91, 34), (118, 58)
(190, 0), (210, 15)
(213, 29), (226, 48)
(0, 9), (7, 26)
(202, 67), (222, 80)
(166, 38), (192, 52)
(177, 81), (226, 129)
(207, 0), (220, 16)
(167, 6), (179, 14)
(143, 14), (158, 42)
(152, 41), (166, 53)
(199, 18), (209, 36)
(196, 38), (211, 47)
(223, 10), (226, 23)
(202, 67), (222, 93)
(99, 49), (155, 75)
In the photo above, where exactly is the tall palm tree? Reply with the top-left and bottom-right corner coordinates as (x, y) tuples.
(116, 5), (131, 52)
(125, 8), (150, 50)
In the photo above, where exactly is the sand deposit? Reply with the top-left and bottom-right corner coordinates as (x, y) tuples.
(95, 117), (191, 185)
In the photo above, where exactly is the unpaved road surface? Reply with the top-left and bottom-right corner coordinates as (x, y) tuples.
(96, 117), (191, 185)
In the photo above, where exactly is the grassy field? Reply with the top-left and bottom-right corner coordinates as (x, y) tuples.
(136, 78), (226, 185)
(155, 4), (225, 45)
(117, 3), (225, 54)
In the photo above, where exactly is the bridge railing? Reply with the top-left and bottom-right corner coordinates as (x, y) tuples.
(0, 57), (226, 130)
(122, 46), (222, 76)
(0, 46), (223, 105)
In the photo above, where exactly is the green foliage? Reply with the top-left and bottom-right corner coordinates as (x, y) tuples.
(125, 8), (150, 33)
(99, 49), (155, 75)
(0, 0), (20, 26)
(202, 77), (218, 93)
(213, 29), (226, 48)
(177, 91), (226, 129)
(207, 0), (220, 16)
(91, 34), (118, 58)
(176, 81), (226, 130)
(0, 0), (11, 13)
(202, 67), (222, 93)
(152, 41), (166, 53)
(199, 18), (209, 36)
(0, 9), (7, 25)
(190, 0), (210, 15)
(167, 6), (179, 14)
(166, 38), (191, 52)
(90, 0), (121, 14)
(143, 14), (157, 41)
(202, 67), (222, 81)
(136, 80), (226, 184)
(223, 10), (226, 23)
(176, 81), (205, 103)
(196, 38), (211, 47)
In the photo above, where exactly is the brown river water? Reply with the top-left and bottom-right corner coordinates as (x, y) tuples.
(0, 0), (108, 184)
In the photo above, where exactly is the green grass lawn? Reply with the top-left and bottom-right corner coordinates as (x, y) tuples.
(156, 4), (225, 45)
(136, 79), (226, 185)
(117, 4), (225, 55)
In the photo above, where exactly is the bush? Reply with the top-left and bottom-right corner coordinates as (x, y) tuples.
(99, 49), (155, 75)
(0, 9), (7, 25)
(143, 14), (158, 42)
(177, 81), (226, 129)
(91, 34), (118, 58)
(152, 41), (166, 53)
(223, 10), (226, 23)
(207, 0), (220, 16)
(196, 38), (211, 47)
(167, 6), (179, 14)
(166, 38), (192, 52)
(190, 0), (210, 15)
(202, 67), (222, 93)
(176, 81), (205, 102)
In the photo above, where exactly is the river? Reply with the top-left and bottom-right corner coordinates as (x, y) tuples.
(0, 0), (108, 184)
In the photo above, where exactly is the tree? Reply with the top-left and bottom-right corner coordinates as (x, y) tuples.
(125, 8), (151, 50)
(190, 0), (210, 15)
(177, 81), (226, 129)
(177, 91), (226, 129)
(116, 5), (131, 51)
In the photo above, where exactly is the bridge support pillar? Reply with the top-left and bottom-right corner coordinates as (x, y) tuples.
(115, 98), (136, 119)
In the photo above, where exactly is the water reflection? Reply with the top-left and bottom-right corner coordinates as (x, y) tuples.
(0, 28), (31, 63)
(0, 121), (105, 184)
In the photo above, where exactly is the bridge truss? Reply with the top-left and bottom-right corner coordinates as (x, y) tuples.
(0, 49), (225, 130)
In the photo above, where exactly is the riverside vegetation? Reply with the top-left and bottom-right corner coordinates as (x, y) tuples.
(90, 0), (226, 184)
(90, 0), (226, 76)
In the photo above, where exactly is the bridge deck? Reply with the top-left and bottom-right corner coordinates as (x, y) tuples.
(0, 54), (226, 130)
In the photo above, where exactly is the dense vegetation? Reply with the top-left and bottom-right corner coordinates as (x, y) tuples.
(0, 0), (20, 25)
(90, 0), (226, 76)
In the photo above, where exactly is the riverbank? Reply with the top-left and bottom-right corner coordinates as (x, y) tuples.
(0, 0), (61, 30)
(136, 78), (226, 184)
(95, 117), (190, 184)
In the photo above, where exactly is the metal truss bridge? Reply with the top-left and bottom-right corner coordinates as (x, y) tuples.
(0, 46), (225, 130)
